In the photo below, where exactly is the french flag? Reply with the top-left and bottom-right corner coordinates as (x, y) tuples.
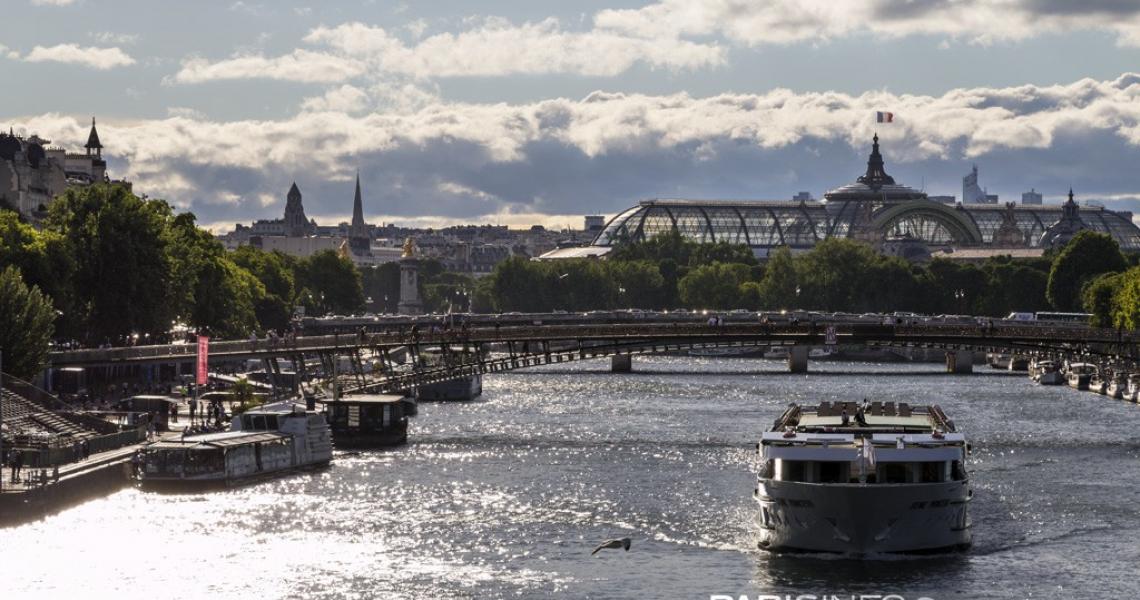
(876, 111), (894, 123)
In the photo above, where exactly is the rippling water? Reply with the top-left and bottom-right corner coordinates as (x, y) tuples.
(6, 357), (1140, 599)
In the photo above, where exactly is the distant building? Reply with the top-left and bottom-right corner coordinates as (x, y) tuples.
(0, 118), (126, 220)
(584, 215), (605, 233)
(1040, 189), (1088, 249)
(792, 191), (813, 202)
(1021, 188), (1042, 205)
(224, 180), (400, 266)
(929, 195), (956, 204)
(962, 165), (997, 204)
(541, 133), (1140, 261)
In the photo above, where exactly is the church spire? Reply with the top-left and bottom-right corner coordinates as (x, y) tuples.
(85, 116), (102, 156)
(348, 172), (371, 255)
(351, 172), (365, 229)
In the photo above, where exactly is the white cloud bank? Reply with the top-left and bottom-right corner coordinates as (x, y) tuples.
(173, 17), (724, 83)
(12, 74), (1140, 227)
(595, 0), (1140, 47)
(21, 44), (135, 69)
(170, 0), (1140, 87)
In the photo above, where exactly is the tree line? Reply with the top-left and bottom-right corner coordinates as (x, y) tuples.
(0, 184), (370, 376)
(478, 230), (1136, 319)
(2, 183), (1136, 379)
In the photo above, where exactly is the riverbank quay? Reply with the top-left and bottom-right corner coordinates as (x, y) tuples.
(0, 438), (146, 527)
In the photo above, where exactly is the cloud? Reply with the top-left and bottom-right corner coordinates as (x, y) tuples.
(22, 44), (135, 69)
(91, 31), (139, 45)
(300, 84), (370, 113)
(10, 74), (1140, 229)
(172, 50), (365, 83)
(166, 106), (207, 119)
(595, 0), (1140, 47)
(173, 17), (724, 84)
(31, 0), (77, 5)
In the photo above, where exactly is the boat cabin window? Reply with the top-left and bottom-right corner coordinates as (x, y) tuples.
(774, 459), (850, 483)
(879, 461), (951, 484)
(241, 414), (280, 431)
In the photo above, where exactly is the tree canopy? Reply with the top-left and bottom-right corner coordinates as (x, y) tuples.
(1047, 231), (1127, 311)
(0, 266), (55, 379)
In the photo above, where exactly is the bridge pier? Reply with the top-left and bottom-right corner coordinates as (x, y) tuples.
(788, 346), (808, 374)
(946, 350), (974, 374)
(611, 354), (632, 373)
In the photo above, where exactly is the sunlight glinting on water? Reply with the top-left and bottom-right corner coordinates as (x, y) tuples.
(6, 356), (1140, 598)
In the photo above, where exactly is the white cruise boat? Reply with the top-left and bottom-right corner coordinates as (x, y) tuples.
(139, 401), (332, 489)
(756, 401), (971, 554)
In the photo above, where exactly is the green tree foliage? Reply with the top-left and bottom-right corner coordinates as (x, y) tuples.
(488, 256), (558, 312)
(232, 246), (297, 331)
(978, 259), (1049, 316)
(922, 259), (987, 315)
(190, 256), (265, 337)
(294, 250), (365, 316)
(794, 239), (881, 311)
(1081, 272), (1125, 328)
(46, 184), (174, 343)
(0, 211), (76, 335)
(859, 257), (923, 313)
(678, 262), (753, 309)
(1108, 266), (1140, 330)
(608, 260), (666, 309)
(1047, 231), (1127, 311)
(757, 246), (798, 309)
(0, 266), (55, 379)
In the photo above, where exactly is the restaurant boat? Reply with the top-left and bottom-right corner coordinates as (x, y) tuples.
(756, 400), (971, 554)
(138, 400), (332, 489)
(319, 394), (409, 448)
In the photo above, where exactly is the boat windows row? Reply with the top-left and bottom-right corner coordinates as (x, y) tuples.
(765, 458), (967, 484)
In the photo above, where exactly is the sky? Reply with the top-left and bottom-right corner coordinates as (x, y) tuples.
(3, 0), (1140, 232)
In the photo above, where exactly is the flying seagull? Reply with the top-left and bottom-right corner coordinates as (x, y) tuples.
(591, 537), (632, 555)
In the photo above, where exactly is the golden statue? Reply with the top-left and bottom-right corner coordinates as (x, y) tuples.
(401, 236), (417, 258)
(337, 238), (351, 260)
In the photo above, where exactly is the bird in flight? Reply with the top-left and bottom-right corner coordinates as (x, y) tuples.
(591, 537), (632, 555)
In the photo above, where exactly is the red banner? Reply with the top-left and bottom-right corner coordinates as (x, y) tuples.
(196, 336), (209, 386)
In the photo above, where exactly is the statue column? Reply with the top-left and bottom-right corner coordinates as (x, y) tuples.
(397, 237), (424, 315)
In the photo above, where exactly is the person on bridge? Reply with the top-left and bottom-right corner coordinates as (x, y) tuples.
(840, 409), (850, 427)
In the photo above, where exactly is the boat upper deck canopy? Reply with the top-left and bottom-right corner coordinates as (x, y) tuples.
(772, 401), (956, 435)
(316, 394), (405, 405)
(150, 430), (288, 450)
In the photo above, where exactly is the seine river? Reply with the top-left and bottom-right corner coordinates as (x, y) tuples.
(5, 357), (1140, 599)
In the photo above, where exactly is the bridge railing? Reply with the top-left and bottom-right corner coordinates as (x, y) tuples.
(47, 321), (1128, 366)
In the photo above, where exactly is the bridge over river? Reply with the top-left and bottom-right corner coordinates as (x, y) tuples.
(46, 316), (1139, 396)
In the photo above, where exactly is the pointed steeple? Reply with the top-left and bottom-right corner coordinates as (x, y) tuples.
(856, 132), (895, 188)
(85, 117), (102, 156)
(349, 172), (370, 255)
(351, 172), (365, 229)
